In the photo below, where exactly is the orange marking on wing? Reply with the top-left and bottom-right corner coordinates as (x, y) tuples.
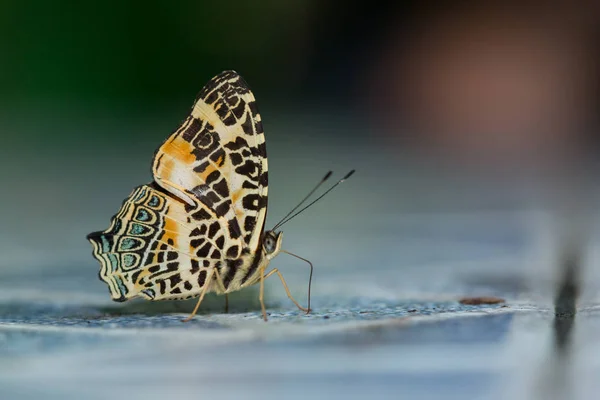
(162, 217), (179, 247)
(231, 189), (242, 206)
(133, 270), (151, 291)
(162, 138), (196, 165)
(233, 190), (247, 221)
(159, 157), (175, 181)
(198, 163), (218, 182)
(235, 208), (245, 221)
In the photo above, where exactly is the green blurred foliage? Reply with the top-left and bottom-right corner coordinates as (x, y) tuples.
(0, 0), (316, 108)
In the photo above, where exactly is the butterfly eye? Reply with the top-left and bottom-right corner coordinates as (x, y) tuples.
(263, 235), (276, 253)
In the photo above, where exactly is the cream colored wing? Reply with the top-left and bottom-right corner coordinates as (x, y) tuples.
(152, 70), (268, 253)
(87, 184), (234, 301)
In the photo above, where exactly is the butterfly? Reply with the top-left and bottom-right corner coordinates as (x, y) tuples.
(87, 70), (353, 321)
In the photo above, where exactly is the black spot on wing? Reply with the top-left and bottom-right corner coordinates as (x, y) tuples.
(166, 262), (178, 272)
(247, 100), (259, 119)
(209, 148), (226, 166)
(227, 219), (242, 239)
(190, 259), (200, 273)
(169, 274), (182, 287)
(244, 216), (256, 233)
(222, 111), (236, 126)
(255, 119), (264, 136)
(203, 90), (218, 105)
(213, 179), (229, 198)
(191, 226), (207, 237)
(182, 118), (202, 141)
(191, 209), (211, 221)
(226, 245), (239, 258)
(235, 160), (257, 179)
(190, 237), (205, 248)
(149, 265), (160, 273)
(158, 279), (166, 294)
(208, 222), (220, 238)
(232, 99), (247, 119)
(230, 153), (242, 166)
(206, 170), (220, 185)
(253, 142), (267, 159)
(241, 113), (253, 135)
(214, 201), (230, 218)
(193, 161), (210, 174)
(196, 242), (212, 258)
(258, 171), (268, 187)
(242, 180), (259, 190)
(242, 194), (266, 211)
(198, 270), (207, 287)
(224, 137), (249, 151)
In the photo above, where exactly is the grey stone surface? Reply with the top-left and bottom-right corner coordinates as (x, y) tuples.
(0, 300), (518, 400)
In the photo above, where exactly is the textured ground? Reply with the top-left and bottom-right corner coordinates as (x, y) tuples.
(0, 296), (526, 400)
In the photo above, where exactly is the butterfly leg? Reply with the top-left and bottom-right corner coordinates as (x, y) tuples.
(212, 267), (229, 314)
(259, 266), (268, 321)
(182, 269), (214, 322)
(263, 268), (311, 314)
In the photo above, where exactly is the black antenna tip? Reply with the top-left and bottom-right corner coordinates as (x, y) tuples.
(342, 169), (356, 180)
(323, 171), (333, 181)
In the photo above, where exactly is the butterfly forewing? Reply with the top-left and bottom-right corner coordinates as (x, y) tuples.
(88, 71), (270, 302)
(152, 71), (268, 250)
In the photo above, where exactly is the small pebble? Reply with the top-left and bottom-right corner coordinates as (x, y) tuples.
(459, 296), (505, 305)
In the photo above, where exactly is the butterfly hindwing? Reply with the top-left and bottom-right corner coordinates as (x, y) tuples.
(87, 184), (243, 301)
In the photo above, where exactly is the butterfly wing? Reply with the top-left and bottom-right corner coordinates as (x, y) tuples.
(88, 71), (270, 301)
(152, 70), (268, 251)
(87, 184), (232, 301)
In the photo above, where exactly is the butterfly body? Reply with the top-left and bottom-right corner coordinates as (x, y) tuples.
(88, 71), (283, 310)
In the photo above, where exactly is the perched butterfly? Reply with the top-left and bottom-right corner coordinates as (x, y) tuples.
(87, 71), (353, 321)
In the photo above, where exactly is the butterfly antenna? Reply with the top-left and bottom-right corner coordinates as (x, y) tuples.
(282, 250), (313, 314)
(275, 170), (355, 229)
(273, 171), (333, 230)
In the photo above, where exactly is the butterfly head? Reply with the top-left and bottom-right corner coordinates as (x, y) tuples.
(262, 230), (283, 259)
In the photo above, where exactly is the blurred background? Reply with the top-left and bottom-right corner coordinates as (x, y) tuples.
(1, 1), (600, 398)
(1, 0), (598, 295)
